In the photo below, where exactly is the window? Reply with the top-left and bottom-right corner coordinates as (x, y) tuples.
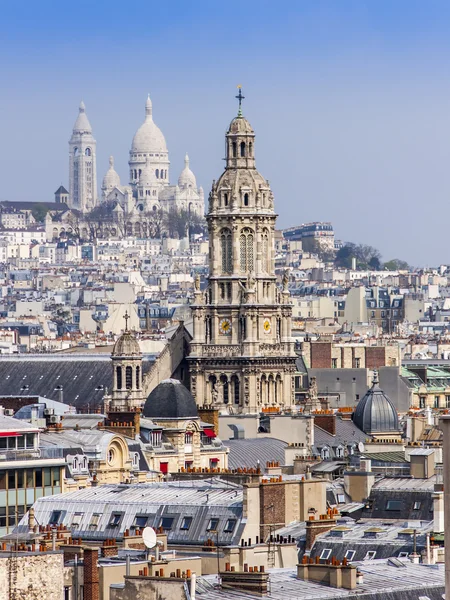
(108, 513), (123, 527)
(419, 396), (426, 409)
(364, 551), (376, 560)
(207, 518), (219, 531)
(180, 516), (193, 531)
(331, 358), (337, 368)
(244, 193), (249, 206)
(355, 358), (361, 368)
(232, 142), (237, 158)
(413, 501), (421, 510)
(126, 366), (133, 390)
(71, 513), (83, 529)
(398, 552), (409, 558)
(336, 446), (344, 458)
(337, 494), (346, 504)
(160, 517), (174, 530)
(185, 432), (193, 445)
(344, 550), (355, 561)
(321, 447), (330, 460)
(49, 510), (62, 525)
(434, 396), (439, 408)
(89, 513), (101, 530)
(221, 229), (232, 273)
(240, 141), (246, 157)
(386, 500), (402, 511)
(239, 228), (254, 273)
(224, 519), (236, 533)
(320, 549), (332, 560)
(133, 515), (149, 529)
(116, 366), (122, 390)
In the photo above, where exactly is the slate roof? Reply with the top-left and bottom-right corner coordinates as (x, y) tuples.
(222, 438), (288, 470)
(0, 355), (154, 410)
(313, 416), (368, 459)
(17, 479), (245, 546)
(196, 561), (444, 599)
(307, 518), (434, 563)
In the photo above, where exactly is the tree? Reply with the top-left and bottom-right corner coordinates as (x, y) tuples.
(384, 258), (410, 271)
(335, 244), (356, 268)
(32, 203), (49, 223)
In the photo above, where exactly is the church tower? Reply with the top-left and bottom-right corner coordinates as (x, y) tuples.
(187, 90), (297, 413)
(69, 101), (98, 212)
(110, 314), (144, 410)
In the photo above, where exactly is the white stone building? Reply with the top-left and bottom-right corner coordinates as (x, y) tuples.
(100, 95), (204, 219)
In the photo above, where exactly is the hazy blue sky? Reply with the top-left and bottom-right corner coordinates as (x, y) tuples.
(1, 0), (450, 265)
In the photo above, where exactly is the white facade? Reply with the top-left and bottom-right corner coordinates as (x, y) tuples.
(101, 96), (204, 219)
(69, 101), (98, 212)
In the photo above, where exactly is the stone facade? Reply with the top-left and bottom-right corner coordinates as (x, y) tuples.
(69, 102), (98, 212)
(187, 100), (297, 413)
(0, 552), (64, 600)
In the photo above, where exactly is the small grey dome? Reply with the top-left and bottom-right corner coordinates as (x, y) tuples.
(143, 379), (198, 419)
(112, 331), (140, 357)
(352, 371), (399, 435)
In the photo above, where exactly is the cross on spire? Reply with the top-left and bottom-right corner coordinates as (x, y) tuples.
(235, 85), (245, 117)
(124, 311), (129, 332)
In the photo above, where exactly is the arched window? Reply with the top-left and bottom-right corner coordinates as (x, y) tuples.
(136, 366), (141, 389)
(116, 366), (122, 390)
(74, 147), (79, 156)
(249, 142), (253, 157)
(244, 193), (249, 206)
(221, 228), (232, 273)
(262, 229), (269, 272)
(126, 366), (133, 390)
(220, 375), (229, 404)
(232, 142), (237, 158)
(239, 228), (254, 273)
(85, 148), (91, 156)
(138, 169), (142, 177)
(156, 169), (159, 179)
(224, 193), (228, 206)
(134, 170), (137, 180)
(232, 375), (240, 405)
(240, 142), (246, 157)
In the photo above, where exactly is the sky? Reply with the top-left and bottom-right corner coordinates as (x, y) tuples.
(1, 0), (450, 266)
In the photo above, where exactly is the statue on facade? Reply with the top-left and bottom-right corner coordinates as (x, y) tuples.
(282, 269), (289, 292)
(194, 274), (201, 291)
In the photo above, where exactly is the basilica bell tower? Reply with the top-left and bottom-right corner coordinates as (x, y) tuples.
(187, 89), (297, 413)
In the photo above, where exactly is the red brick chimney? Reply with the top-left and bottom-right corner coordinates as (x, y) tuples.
(314, 413), (336, 436)
(83, 547), (99, 600)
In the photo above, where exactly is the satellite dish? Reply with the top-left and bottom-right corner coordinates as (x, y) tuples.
(358, 442), (364, 453)
(142, 527), (157, 549)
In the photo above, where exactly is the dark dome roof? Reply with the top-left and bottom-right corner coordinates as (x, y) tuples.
(352, 372), (399, 435)
(112, 331), (140, 357)
(143, 379), (198, 420)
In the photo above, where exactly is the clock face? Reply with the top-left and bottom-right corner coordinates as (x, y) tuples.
(263, 319), (271, 334)
(219, 318), (232, 335)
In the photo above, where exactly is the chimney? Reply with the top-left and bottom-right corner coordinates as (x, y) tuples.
(305, 514), (337, 551)
(344, 461), (375, 503)
(314, 413), (336, 436)
(409, 449), (435, 479)
(83, 547), (99, 600)
(433, 491), (444, 534)
(220, 565), (268, 595)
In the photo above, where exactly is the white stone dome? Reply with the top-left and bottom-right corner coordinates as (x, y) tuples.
(102, 156), (121, 190)
(178, 154), (197, 188)
(131, 95), (167, 154)
(73, 100), (92, 133)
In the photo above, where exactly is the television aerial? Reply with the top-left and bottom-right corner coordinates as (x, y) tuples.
(142, 527), (157, 549)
